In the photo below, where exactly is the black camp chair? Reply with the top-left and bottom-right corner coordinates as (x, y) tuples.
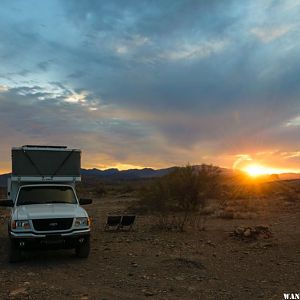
(104, 215), (122, 231)
(119, 215), (136, 230)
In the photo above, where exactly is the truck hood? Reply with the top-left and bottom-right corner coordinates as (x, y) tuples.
(13, 204), (88, 220)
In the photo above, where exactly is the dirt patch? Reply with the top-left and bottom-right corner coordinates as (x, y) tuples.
(162, 257), (205, 270)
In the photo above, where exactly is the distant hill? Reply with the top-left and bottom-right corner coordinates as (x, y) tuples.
(0, 173), (9, 187)
(81, 167), (176, 181)
(278, 173), (300, 181)
(0, 167), (177, 187)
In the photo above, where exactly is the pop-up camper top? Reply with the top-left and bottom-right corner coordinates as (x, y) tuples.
(11, 145), (81, 180)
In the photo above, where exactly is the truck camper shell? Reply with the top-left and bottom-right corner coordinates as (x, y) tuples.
(8, 145), (81, 201)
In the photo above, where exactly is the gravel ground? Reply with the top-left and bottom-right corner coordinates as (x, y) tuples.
(0, 196), (299, 300)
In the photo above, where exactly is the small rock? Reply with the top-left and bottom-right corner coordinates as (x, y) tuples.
(206, 240), (216, 247)
(261, 242), (274, 248)
(175, 276), (185, 281)
(144, 291), (155, 297)
(235, 227), (245, 235)
(244, 229), (251, 237)
(9, 287), (28, 297)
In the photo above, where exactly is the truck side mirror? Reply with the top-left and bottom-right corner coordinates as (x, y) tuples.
(0, 200), (14, 207)
(79, 198), (92, 205)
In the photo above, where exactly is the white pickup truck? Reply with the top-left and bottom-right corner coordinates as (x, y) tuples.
(0, 145), (92, 262)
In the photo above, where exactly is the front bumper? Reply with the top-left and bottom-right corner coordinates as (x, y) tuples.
(9, 229), (90, 250)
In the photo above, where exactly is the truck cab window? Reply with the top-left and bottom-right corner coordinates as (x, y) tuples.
(17, 186), (77, 206)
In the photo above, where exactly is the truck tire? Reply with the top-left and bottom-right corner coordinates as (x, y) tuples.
(75, 238), (90, 258)
(9, 240), (22, 263)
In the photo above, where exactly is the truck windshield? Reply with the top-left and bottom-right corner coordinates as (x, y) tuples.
(17, 186), (77, 206)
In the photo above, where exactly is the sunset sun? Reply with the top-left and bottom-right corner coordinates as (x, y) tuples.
(244, 164), (273, 177)
(242, 164), (292, 177)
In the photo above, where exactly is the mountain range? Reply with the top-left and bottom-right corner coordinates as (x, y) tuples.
(1, 167), (300, 187)
(0, 167), (176, 187)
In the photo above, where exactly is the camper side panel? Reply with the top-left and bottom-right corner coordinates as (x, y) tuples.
(12, 149), (81, 177)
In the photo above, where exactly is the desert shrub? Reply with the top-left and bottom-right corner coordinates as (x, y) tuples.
(95, 185), (107, 197)
(282, 189), (298, 202)
(118, 182), (136, 194)
(138, 164), (222, 231)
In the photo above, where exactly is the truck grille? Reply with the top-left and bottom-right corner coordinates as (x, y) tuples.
(32, 218), (73, 231)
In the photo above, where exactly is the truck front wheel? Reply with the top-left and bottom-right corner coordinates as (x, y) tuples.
(9, 240), (22, 263)
(75, 237), (90, 258)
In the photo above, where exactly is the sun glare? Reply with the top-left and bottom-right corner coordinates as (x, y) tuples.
(244, 165), (269, 177)
(243, 164), (293, 177)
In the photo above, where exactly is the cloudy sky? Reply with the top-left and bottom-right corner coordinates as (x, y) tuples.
(1, 0), (300, 173)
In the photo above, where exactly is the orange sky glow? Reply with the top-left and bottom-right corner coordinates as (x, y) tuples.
(1, 154), (300, 175)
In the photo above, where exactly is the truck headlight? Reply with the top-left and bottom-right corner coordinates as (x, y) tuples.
(12, 220), (31, 230)
(74, 217), (90, 228)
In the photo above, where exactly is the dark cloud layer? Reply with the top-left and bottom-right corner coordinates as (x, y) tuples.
(0, 0), (300, 171)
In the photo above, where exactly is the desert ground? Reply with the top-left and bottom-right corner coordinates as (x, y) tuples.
(0, 184), (300, 300)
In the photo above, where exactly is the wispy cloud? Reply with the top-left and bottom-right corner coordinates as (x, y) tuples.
(282, 151), (300, 159)
(285, 116), (300, 127)
(0, 85), (8, 92)
(162, 39), (229, 61)
(115, 34), (150, 55)
(250, 25), (293, 43)
(64, 90), (88, 104)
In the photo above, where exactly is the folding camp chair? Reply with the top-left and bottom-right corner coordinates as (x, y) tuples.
(104, 215), (122, 231)
(119, 215), (136, 230)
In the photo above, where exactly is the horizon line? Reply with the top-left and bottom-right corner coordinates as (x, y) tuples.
(1, 165), (300, 176)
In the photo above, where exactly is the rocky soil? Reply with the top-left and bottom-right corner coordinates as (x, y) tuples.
(0, 196), (299, 299)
